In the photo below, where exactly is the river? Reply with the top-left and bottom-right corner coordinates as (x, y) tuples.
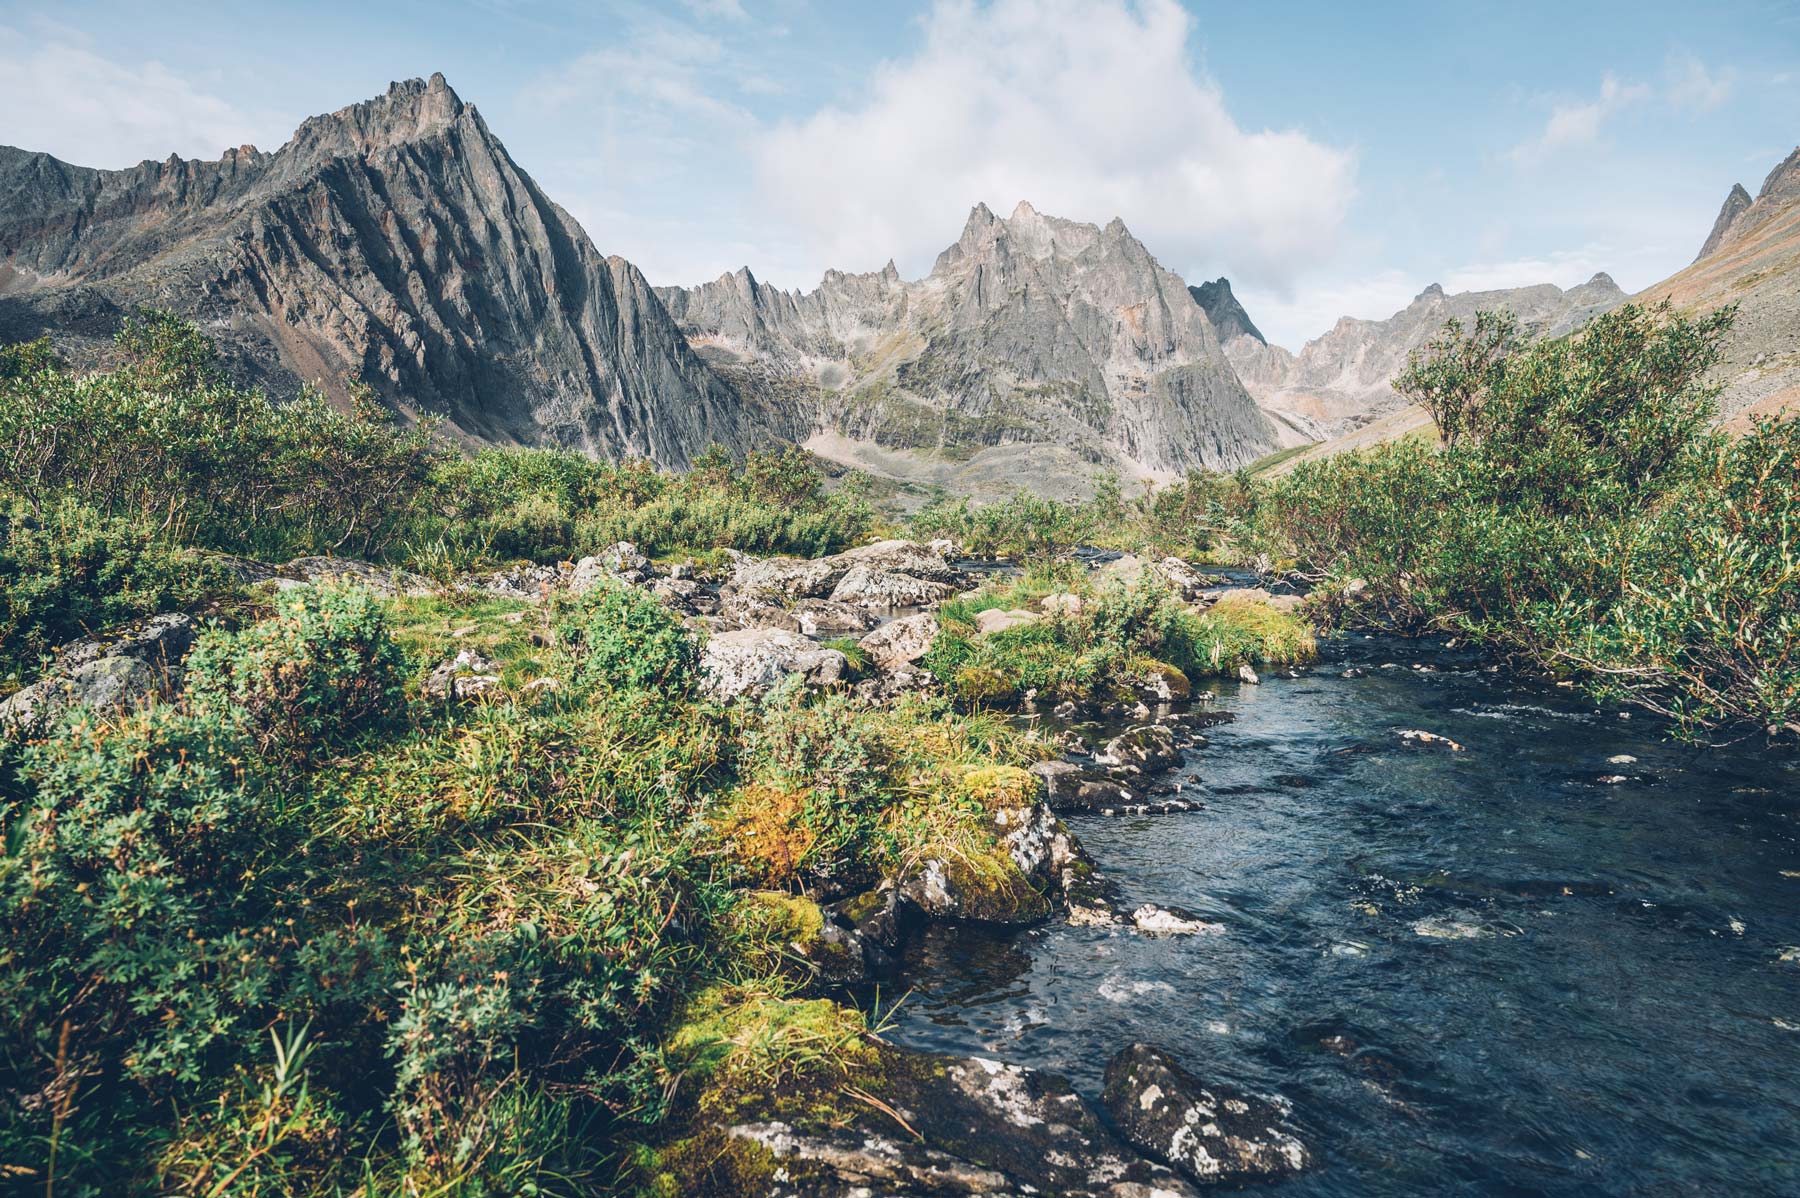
(880, 632), (1800, 1196)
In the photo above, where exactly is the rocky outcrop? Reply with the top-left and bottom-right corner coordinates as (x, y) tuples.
(0, 614), (195, 734)
(659, 201), (1277, 496)
(685, 1047), (1204, 1197)
(1229, 274), (1628, 438)
(0, 75), (775, 466)
(1698, 183), (1755, 262)
(698, 627), (847, 699)
(1101, 1043), (1310, 1186)
(1645, 145), (1800, 428)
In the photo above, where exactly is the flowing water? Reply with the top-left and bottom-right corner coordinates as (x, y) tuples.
(882, 633), (1800, 1196)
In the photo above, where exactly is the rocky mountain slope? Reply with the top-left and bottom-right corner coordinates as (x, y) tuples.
(0, 75), (773, 466)
(657, 202), (1276, 496)
(1228, 274), (1628, 441)
(1642, 144), (1800, 428)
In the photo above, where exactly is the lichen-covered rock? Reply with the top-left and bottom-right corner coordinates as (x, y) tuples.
(1152, 557), (1222, 599)
(727, 551), (845, 600)
(857, 611), (939, 667)
(0, 613), (195, 734)
(423, 648), (503, 702)
(1098, 725), (1181, 773)
(1100, 1043), (1310, 1186)
(790, 598), (877, 637)
(699, 628), (846, 700)
(281, 556), (436, 596)
(829, 565), (954, 610)
(1040, 592), (1083, 616)
(716, 591), (803, 633)
(1128, 660), (1192, 702)
(832, 538), (961, 582)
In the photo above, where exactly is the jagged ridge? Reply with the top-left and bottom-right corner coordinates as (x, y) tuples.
(0, 75), (775, 467)
(657, 200), (1275, 491)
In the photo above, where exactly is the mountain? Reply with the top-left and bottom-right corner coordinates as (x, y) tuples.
(1646, 145), (1800, 428)
(1226, 274), (1628, 440)
(0, 74), (773, 466)
(656, 202), (1276, 497)
(1189, 277), (1264, 344)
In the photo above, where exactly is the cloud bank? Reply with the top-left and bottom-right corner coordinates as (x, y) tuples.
(751, 0), (1355, 291)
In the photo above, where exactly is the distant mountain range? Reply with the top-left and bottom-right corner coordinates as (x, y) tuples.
(656, 201), (1275, 496)
(1227, 274), (1629, 443)
(0, 73), (1788, 492)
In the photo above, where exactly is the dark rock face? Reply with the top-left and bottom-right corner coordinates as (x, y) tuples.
(658, 201), (1277, 492)
(1101, 1043), (1311, 1186)
(1189, 276), (1265, 344)
(0, 75), (776, 467)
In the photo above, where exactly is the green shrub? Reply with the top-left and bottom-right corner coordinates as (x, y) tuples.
(1248, 302), (1799, 737)
(0, 499), (231, 681)
(185, 585), (409, 757)
(556, 582), (699, 696)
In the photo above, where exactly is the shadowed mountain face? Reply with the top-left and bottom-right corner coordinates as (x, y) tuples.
(657, 202), (1276, 496)
(1225, 274), (1628, 441)
(1188, 277), (1264, 345)
(0, 74), (775, 467)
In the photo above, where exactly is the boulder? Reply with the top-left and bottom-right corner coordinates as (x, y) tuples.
(973, 607), (1039, 635)
(0, 614), (196, 734)
(1098, 725), (1182, 773)
(1237, 664), (1260, 685)
(699, 628), (847, 700)
(649, 577), (701, 609)
(790, 598), (877, 638)
(1130, 904), (1224, 935)
(473, 562), (566, 598)
(717, 592), (803, 633)
(727, 551), (844, 600)
(1100, 1043), (1310, 1186)
(857, 612), (939, 667)
(1039, 592), (1083, 616)
(601, 540), (648, 575)
(423, 649), (503, 701)
(831, 538), (961, 582)
(1153, 556), (1220, 598)
(1205, 586), (1304, 614)
(829, 565), (953, 610)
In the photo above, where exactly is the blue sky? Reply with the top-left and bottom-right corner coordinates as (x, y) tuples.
(1, 0), (1795, 347)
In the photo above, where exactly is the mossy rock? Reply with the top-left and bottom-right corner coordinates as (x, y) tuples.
(962, 764), (1042, 810)
(735, 891), (870, 985)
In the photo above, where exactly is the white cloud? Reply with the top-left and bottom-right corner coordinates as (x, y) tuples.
(1509, 73), (1650, 166)
(681, 0), (751, 19)
(749, 0), (1355, 290)
(0, 24), (284, 167)
(1665, 53), (1734, 112)
(1441, 247), (1614, 293)
(1237, 269), (1422, 351)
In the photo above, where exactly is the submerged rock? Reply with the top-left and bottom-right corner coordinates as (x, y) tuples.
(0, 613), (196, 734)
(1101, 1043), (1310, 1186)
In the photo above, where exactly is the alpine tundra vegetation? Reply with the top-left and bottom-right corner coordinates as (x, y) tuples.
(1, 21), (1798, 1198)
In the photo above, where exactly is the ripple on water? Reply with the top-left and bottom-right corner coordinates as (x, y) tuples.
(880, 635), (1800, 1197)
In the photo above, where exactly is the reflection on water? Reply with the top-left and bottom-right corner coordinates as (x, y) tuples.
(881, 634), (1800, 1197)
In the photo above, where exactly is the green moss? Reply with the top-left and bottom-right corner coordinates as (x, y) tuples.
(961, 765), (1040, 811)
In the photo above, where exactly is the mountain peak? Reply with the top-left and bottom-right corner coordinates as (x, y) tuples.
(1189, 277), (1266, 345)
(1417, 282), (1446, 302)
(286, 72), (473, 162)
(1697, 182), (1754, 261)
(1010, 200), (1039, 221)
(1757, 146), (1800, 200)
